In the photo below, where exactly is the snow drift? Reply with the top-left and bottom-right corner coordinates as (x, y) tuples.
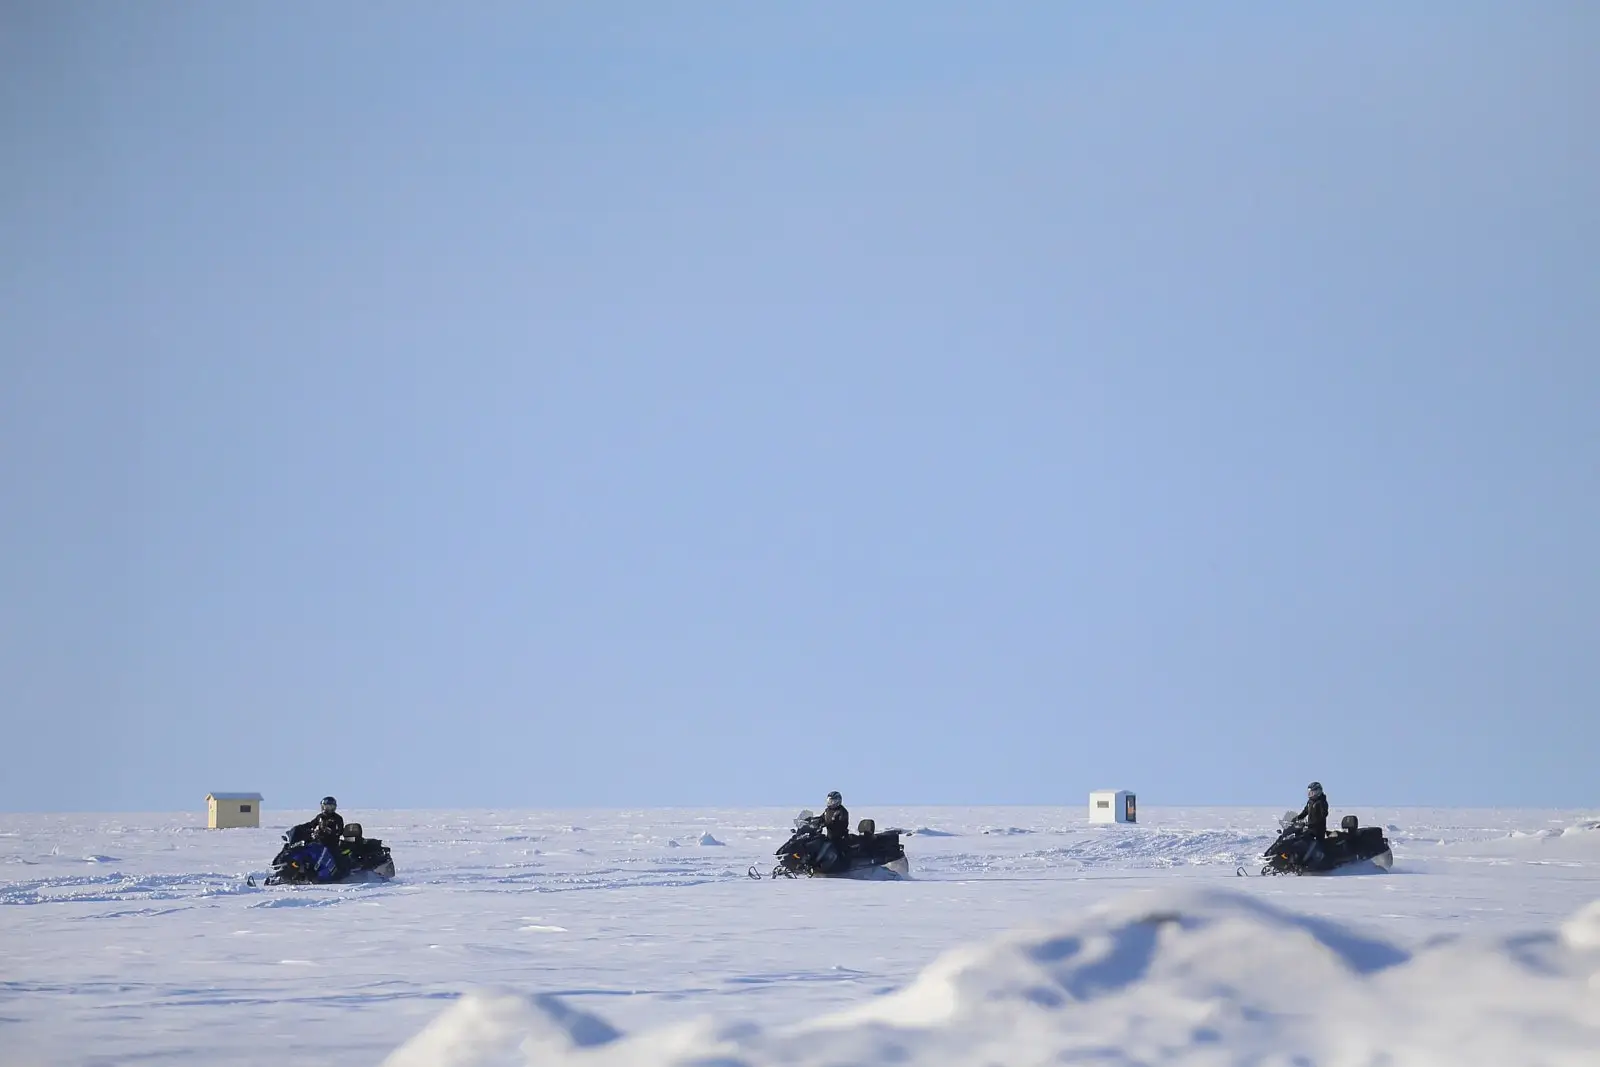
(383, 888), (1600, 1066)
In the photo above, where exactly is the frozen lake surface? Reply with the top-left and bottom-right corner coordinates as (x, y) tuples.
(4, 805), (1598, 1064)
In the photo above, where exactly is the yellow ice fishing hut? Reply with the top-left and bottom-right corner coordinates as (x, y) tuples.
(207, 792), (263, 829)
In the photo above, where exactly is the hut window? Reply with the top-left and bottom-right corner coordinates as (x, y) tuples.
(1096, 800), (1110, 808)
(239, 804), (252, 813)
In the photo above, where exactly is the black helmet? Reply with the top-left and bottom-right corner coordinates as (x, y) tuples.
(1306, 782), (1323, 796)
(321, 796), (338, 812)
(825, 791), (842, 807)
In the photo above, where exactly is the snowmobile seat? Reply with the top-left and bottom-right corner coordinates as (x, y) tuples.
(857, 819), (875, 837)
(342, 823), (364, 842)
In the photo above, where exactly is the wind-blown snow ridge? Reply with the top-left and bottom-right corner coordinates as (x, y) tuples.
(383, 888), (1600, 1066)
(0, 871), (253, 906)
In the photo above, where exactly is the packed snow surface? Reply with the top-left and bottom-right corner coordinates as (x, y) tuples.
(3, 806), (1597, 1065)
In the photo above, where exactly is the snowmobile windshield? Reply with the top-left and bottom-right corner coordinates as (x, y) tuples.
(1279, 810), (1300, 829)
(794, 810), (815, 829)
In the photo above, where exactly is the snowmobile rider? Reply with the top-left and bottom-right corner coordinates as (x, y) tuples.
(821, 791), (850, 843)
(293, 796), (345, 847)
(1293, 782), (1329, 839)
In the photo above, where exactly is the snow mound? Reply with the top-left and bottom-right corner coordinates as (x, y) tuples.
(1563, 900), (1600, 950)
(382, 991), (618, 1067)
(1461, 820), (1600, 860)
(384, 888), (1600, 1065)
(900, 827), (956, 837)
(696, 833), (724, 847)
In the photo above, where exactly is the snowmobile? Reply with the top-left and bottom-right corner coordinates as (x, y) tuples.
(752, 811), (910, 879)
(259, 822), (396, 885)
(1246, 812), (1393, 876)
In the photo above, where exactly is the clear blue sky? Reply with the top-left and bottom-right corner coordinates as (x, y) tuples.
(2, 5), (1595, 812)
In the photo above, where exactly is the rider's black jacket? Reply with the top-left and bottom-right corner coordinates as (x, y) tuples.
(1295, 794), (1329, 838)
(821, 804), (850, 843)
(295, 811), (345, 846)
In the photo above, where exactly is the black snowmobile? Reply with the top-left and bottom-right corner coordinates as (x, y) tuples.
(753, 811), (910, 879)
(1248, 812), (1393, 876)
(260, 822), (396, 885)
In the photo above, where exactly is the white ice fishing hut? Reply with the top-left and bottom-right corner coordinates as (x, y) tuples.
(1089, 790), (1136, 824)
(207, 792), (263, 829)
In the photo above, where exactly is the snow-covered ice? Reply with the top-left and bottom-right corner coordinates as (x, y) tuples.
(3, 806), (1597, 1065)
